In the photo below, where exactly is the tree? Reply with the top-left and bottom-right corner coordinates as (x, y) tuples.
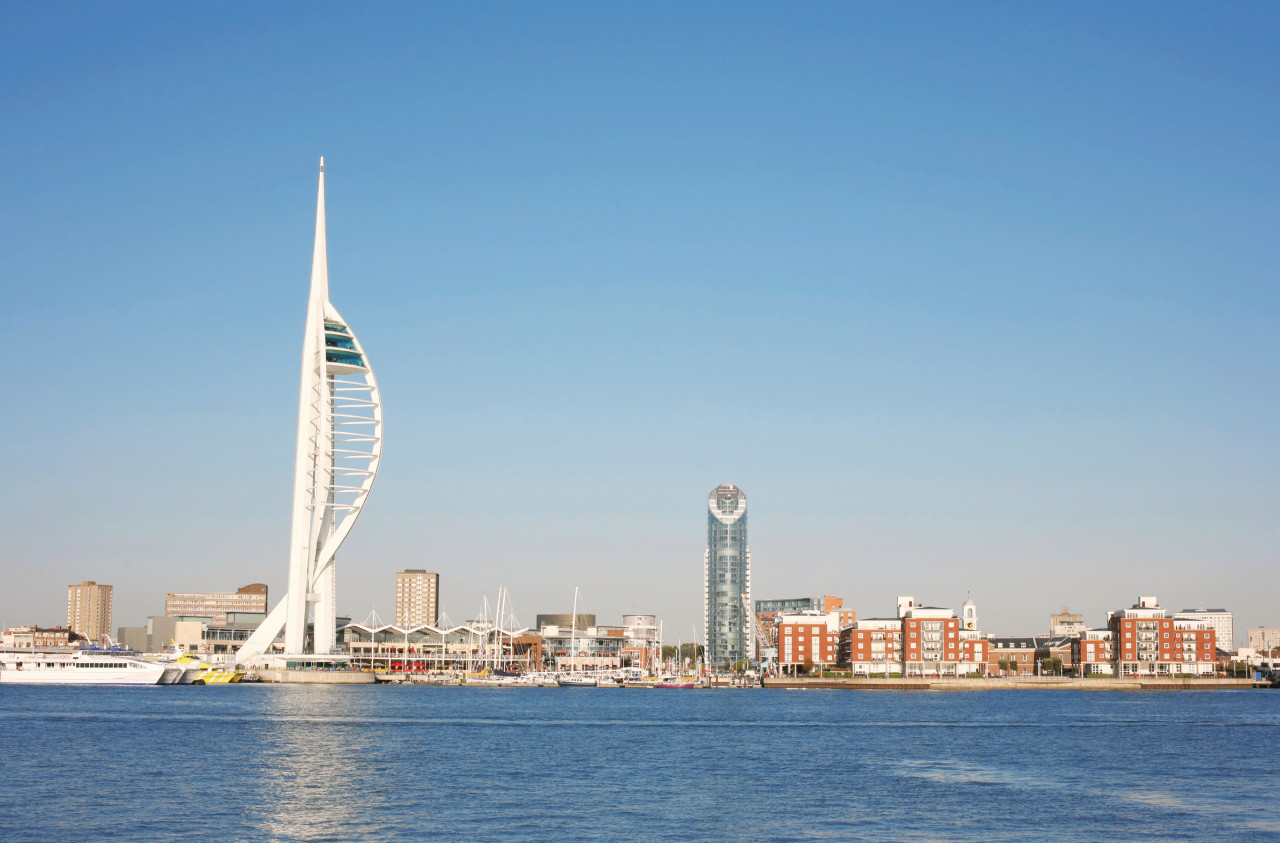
(998, 658), (1017, 675)
(1041, 656), (1063, 675)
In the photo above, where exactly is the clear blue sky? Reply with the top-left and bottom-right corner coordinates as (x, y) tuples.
(2, 3), (1277, 645)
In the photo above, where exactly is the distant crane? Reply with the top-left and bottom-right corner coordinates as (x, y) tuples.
(741, 593), (777, 672)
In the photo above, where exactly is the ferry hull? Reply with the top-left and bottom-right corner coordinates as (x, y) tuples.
(0, 666), (167, 685)
(0, 652), (168, 685)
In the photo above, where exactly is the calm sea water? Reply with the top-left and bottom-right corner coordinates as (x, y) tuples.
(0, 685), (1276, 842)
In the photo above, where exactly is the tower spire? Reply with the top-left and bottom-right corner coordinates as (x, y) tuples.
(310, 157), (329, 305)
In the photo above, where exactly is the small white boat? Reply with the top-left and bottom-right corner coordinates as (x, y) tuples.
(556, 674), (598, 687)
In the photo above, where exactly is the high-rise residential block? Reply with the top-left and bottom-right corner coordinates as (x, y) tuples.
(1249, 627), (1280, 652)
(67, 580), (112, 642)
(704, 483), (750, 669)
(395, 570), (440, 627)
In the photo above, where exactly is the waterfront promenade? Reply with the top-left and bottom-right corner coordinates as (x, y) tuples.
(760, 675), (1261, 690)
(251, 668), (1267, 689)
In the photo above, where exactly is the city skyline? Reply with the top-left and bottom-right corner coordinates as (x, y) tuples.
(3, 5), (1278, 642)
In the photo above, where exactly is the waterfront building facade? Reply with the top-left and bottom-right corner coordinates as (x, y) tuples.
(755, 595), (854, 664)
(987, 637), (1038, 676)
(2, 626), (78, 648)
(901, 609), (962, 676)
(339, 621), (539, 673)
(840, 618), (901, 675)
(540, 623), (626, 670)
(1073, 629), (1115, 675)
(621, 614), (659, 670)
(237, 159), (383, 664)
(777, 612), (842, 673)
(67, 581), (112, 643)
(395, 570), (440, 627)
(838, 598), (988, 677)
(959, 635), (989, 669)
(164, 584), (268, 626)
(704, 483), (750, 669)
(1110, 597), (1216, 676)
(1173, 608), (1234, 652)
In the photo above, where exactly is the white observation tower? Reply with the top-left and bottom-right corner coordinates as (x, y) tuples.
(237, 159), (383, 665)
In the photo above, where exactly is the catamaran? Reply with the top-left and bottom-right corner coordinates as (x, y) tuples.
(0, 649), (171, 685)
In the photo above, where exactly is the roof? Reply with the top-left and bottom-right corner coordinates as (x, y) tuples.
(989, 637), (1037, 648)
(338, 622), (530, 637)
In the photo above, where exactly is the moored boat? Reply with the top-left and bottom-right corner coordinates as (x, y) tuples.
(0, 649), (169, 685)
(556, 674), (598, 687)
(173, 653), (243, 684)
(654, 676), (697, 689)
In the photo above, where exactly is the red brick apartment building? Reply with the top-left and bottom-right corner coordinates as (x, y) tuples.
(1074, 629), (1114, 675)
(758, 595), (854, 667)
(840, 597), (989, 677)
(778, 616), (842, 672)
(841, 620), (901, 674)
(960, 636), (989, 668)
(902, 613), (961, 674)
(1110, 596), (1215, 676)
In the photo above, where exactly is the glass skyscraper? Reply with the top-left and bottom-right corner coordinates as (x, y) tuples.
(704, 483), (750, 669)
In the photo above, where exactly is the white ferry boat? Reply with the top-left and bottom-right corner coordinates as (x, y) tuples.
(0, 649), (170, 685)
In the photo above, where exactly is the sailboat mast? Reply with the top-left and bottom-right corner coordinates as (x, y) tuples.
(569, 587), (579, 674)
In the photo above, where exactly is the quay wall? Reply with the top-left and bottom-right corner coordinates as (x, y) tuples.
(256, 668), (376, 684)
(761, 677), (1260, 691)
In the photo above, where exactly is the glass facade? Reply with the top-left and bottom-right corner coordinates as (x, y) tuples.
(705, 484), (750, 668)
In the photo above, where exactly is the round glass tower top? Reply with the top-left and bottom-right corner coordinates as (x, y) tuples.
(707, 483), (747, 525)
